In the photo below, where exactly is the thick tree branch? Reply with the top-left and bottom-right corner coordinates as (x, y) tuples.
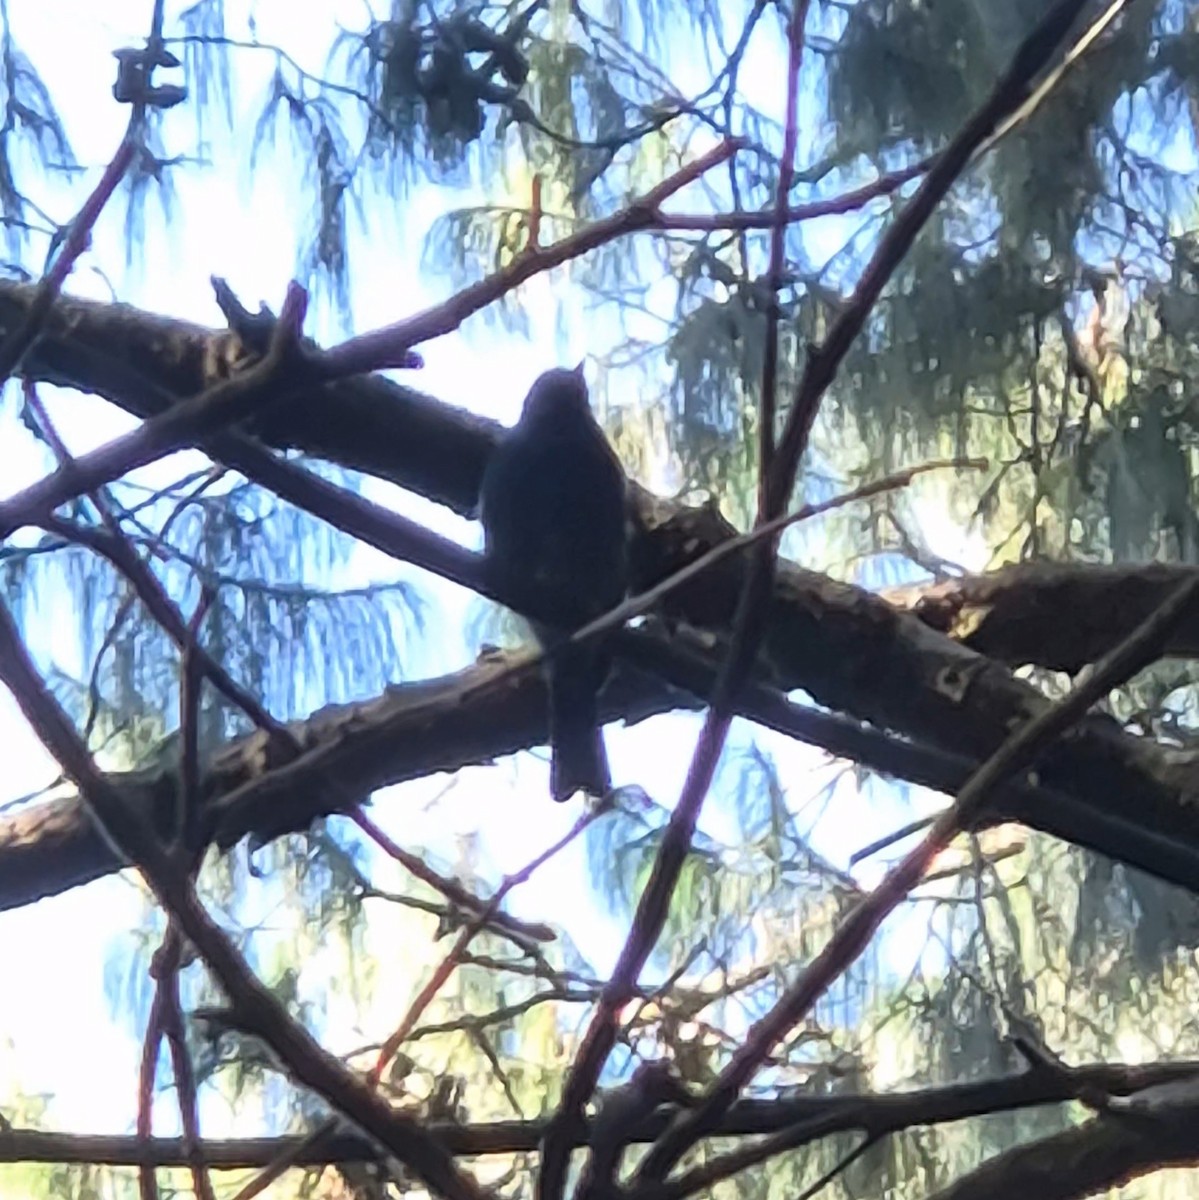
(6, 623), (1199, 917)
(0, 283), (309, 543)
(0, 649), (682, 912)
(0, 599), (489, 1200)
(921, 1088), (1199, 1200)
(0, 280), (497, 516)
(888, 562), (1199, 672)
(3, 286), (1199, 914)
(0, 1059), (1195, 1168)
(558, 0), (1148, 1179)
(638, 568), (1199, 1181)
(3, 331), (1199, 910)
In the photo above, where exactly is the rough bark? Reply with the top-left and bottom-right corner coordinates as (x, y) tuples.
(886, 562), (1199, 673)
(5, 623), (1199, 913)
(0, 652), (690, 913)
(2, 281), (1199, 912)
(1, 1059), (1195, 1167)
(925, 1105), (1199, 1200)
(0, 281), (495, 517)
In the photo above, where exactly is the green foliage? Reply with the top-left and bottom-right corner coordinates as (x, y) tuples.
(0, 0), (73, 264)
(5, 2), (1199, 1197)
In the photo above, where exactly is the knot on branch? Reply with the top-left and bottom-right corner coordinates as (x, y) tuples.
(113, 45), (187, 110)
(629, 495), (745, 628)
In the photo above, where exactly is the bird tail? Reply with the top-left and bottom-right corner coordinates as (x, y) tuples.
(547, 646), (611, 802)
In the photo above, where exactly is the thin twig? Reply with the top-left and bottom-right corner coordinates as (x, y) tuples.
(176, 590), (213, 852)
(766, 0), (1097, 508)
(848, 814), (935, 867)
(8, 130), (144, 678)
(226, 1126), (318, 1200)
(153, 928), (216, 1200)
(537, 19), (815, 1200)
(136, 940), (166, 1200)
(657, 160), (930, 231)
(370, 802), (606, 1086)
(319, 139), (741, 377)
(203, 448), (974, 845)
(233, 808), (602, 1199)
(353, 811), (555, 944)
(657, 0), (1125, 241)
(631, 0), (1104, 1183)
(756, 1), (810, 506)
(0, 284), (308, 542)
(0, 513), (487, 1200)
(637, 575), (1197, 1180)
(3, 1058), (1198, 1168)
(0, 138), (135, 387)
(567, 457), (985, 650)
(627, 4), (1103, 1181)
(41, 514), (287, 749)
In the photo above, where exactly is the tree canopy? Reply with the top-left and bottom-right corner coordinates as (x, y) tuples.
(1, 1), (1199, 1199)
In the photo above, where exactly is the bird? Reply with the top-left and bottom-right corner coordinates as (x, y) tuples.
(478, 365), (629, 801)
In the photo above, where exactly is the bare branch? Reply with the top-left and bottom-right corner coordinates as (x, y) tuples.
(319, 139), (741, 377)
(538, 22), (813, 1200)
(0, 137), (134, 385)
(638, 573), (1199, 1179)
(920, 1080), (1199, 1200)
(888, 562), (1199, 672)
(656, 160), (930, 232)
(0, 284), (308, 542)
(632, 5), (1148, 1177)
(1, 1060), (1197, 1169)
(0, 601), (489, 1200)
(757, 1), (810, 505)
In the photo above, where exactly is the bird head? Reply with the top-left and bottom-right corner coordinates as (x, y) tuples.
(520, 363), (591, 426)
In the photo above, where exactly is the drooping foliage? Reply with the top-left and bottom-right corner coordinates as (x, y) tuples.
(0, 2), (1198, 1198)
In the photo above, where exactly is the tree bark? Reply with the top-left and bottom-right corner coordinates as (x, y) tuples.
(2, 281), (1198, 912)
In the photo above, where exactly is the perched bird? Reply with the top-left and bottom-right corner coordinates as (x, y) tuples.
(479, 365), (628, 801)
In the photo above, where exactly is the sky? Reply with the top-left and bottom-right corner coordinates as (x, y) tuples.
(0, 0), (993, 1161)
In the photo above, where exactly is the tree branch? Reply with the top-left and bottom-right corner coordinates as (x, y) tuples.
(888, 562), (1199, 672)
(0, 600), (489, 1200)
(638, 561), (1199, 1181)
(0, 283), (308, 542)
(6, 620), (1199, 918)
(0, 1059), (1194, 1168)
(319, 139), (740, 377)
(920, 1095), (1199, 1200)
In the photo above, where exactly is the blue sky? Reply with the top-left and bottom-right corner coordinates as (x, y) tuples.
(0, 0), (992, 1153)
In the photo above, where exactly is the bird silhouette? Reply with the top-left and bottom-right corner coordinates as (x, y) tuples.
(478, 365), (628, 800)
